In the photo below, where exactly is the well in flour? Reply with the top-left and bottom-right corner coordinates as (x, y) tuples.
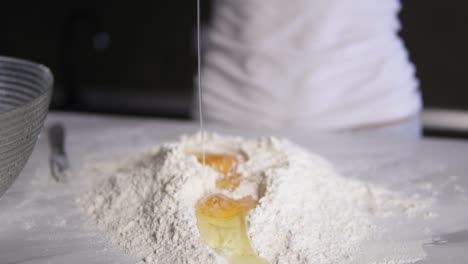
(78, 133), (433, 264)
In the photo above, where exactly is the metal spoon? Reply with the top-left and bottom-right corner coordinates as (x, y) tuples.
(48, 123), (70, 182)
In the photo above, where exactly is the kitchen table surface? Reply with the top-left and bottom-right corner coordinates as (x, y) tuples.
(1, 112), (468, 264)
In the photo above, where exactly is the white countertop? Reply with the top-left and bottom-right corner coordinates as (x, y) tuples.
(1, 112), (468, 264)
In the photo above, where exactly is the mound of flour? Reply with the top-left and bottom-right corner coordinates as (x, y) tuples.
(78, 134), (433, 264)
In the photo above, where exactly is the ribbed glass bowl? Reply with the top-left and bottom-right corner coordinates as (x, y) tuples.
(0, 56), (53, 198)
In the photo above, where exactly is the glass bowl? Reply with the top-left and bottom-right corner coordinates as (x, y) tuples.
(0, 56), (53, 198)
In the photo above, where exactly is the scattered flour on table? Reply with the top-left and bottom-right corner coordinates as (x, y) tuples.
(77, 133), (435, 264)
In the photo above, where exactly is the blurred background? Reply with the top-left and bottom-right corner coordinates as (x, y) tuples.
(1, 1), (467, 138)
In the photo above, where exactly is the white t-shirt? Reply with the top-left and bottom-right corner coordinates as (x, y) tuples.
(196, 0), (421, 131)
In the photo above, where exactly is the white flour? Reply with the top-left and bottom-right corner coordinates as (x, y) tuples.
(78, 133), (434, 264)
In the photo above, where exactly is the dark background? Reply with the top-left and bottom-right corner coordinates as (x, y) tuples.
(1, 1), (467, 121)
(400, 1), (468, 111)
